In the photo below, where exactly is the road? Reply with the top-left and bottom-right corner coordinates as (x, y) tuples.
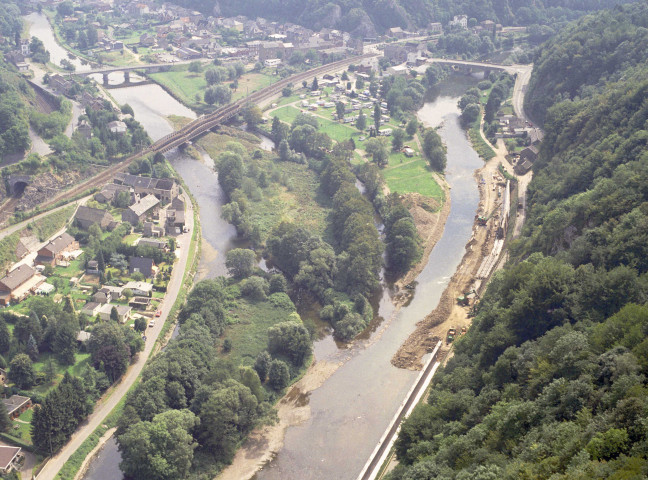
(36, 191), (195, 480)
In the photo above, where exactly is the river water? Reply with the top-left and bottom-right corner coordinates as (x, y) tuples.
(80, 76), (481, 478)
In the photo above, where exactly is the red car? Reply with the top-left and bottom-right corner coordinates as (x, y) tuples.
(155, 309), (162, 317)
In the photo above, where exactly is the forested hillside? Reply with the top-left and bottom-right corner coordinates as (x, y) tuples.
(174, 0), (636, 36)
(389, 4), (648, 479)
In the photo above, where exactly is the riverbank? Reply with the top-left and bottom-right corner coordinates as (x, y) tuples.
(392, 139), (508, 370)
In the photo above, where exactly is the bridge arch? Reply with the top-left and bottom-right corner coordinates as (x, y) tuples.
(8, 175), (32, 196)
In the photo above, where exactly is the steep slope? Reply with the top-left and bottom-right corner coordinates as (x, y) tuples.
(388, 4), (648, 480)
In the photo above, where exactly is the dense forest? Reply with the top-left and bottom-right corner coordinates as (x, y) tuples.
(389, 4), (648, 479)
(173, 0), (637, 36)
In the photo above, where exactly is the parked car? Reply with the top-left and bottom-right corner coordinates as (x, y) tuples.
(155, 309), (162, 317)
(148, 320), (155, 328)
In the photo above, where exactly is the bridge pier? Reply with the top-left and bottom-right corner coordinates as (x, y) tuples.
(124, 71), (130, 84)
(102, 73), (109, 86)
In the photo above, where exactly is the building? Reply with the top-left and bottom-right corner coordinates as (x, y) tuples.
(519, 145), (539, 164)
(2, 395), (31, 419)
(429, 22), (443, 34)
(95, 183), (131, 204)
(480, 20), (496, 34)
(383, 44), (408, 64)
(387, 27), (405, 39)
(515, 159), (533, 175)
(143, 221), (165, 237)
(37, 233), (79, 266)
(49, 74), (73, 95)
(129, 256), (155, 278)
(75, 206), (115, 230)
(176, 47), (201, 59)
(140, 33), (156, 46)
(99, 285), (124, 299)
(81, 301), (101, 318)
(258, 41), (284, 61)
(122, 194), (160, 226)
(0, 446), (22, 474)
(264, 58), (281, 67)
(86, 260), (100, 275)
(449, 15), (468, 29)
(123, 281), (153, 296)
(107, 120), (127, 135)
(129, 296), (151, 310)
(99, 304), (131, 323)
(0, 265), (45, 306)
(138, 238), (167, 250)
(76, 120), (92, 139)
(114, 174), (179, 202)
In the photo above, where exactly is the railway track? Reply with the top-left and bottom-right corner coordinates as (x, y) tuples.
(4, 54), (374, 220)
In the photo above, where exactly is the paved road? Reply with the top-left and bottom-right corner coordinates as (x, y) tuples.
(36, 192), (195, 480)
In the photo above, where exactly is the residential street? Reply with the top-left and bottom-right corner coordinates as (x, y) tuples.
(35, 191), (195, 480)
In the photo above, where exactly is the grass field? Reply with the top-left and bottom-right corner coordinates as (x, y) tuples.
(383, 158), (445, 200)
(224, 295), (297, 368)
(27, 205), (76, 242)
(9, 409), (33, 444)
(150, 68), (275, 110)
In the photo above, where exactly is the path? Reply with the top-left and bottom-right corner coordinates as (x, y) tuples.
(36, 191), (195, 480)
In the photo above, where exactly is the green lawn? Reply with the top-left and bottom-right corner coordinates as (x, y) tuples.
(383, 158), (445, 200)
(150, 68), (275, 109)
(270, 105), (302, 125)
(123, 233), (141, 246)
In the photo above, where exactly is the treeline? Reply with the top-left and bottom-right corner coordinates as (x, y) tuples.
(117, 278), (304, 478)
(171, 0), (636, 37)
(0, 63), (32, 157)
(390, 5), (648, 479)
(524, 3), (648, 125)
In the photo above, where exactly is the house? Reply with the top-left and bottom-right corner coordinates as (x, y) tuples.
(519, 145), (539, 164)
(386, 65), (409, 76)
(129, 296), (151, 310)
(95, 183), (131, 204)
(403, 147), (415, 157)
(2, 395), (31, 419)
(123, 281), (153, 296)
(258, 41), (284, 61)
(122, 194), (160, 226)
(480, 20), (496, 34)
(514, 159), (533, 175)
(75, 206), (114, 230)
(449, 15), (468, 29)
(129, 256), (155, 278)
(143, 222), (165, 237)
(14, 239), (30, 259)
(81, 301), (101, 318)
(76, 331), (92, 344)
(429, 22), (443, 34)
(92, 289), (111, 303)
(35, 282), (55, 296)
(140, 33), (156, 46)
(138, 238), (167, 250)
(98, 303), (131, 323)
(0, 265), (45, 306)
(20, 38), (30, 56)
(86, 260), (100, 274)
(76, 119), (92, 139)
(114, 174), (179, 201)
(37, 233), (79, 266)
(49, 74), (73, 95)
(176, 47), (201, 59)
(107, 120), (127, 135)
(99, 285), (123, 299)
(387, 27), (405, 39)
(383, 44), (408, 64)
(0, 446), (22, 474)
(264, 58), (281, 67)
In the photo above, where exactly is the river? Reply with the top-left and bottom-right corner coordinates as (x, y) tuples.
(80, 77), (481, 478)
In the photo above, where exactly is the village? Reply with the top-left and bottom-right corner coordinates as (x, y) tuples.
(0, 168), (190, 476)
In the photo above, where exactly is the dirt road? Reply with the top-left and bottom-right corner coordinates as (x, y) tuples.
(36, 192), (195, 480)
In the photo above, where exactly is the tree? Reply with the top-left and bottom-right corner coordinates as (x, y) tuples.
(204, 85), (231, 106)
(134, 317), (147, 333)
(197, 380), (259, 462)
(365, 137), (389, 166)
(27, 333), (39, 361)
(204, 67), (222, 85)
(118, 409), (199, 480)
(461, 103), (481, 125)
(225, 248), (256, 279)
(282, 86), (292, 97)
(406, 118), (418, 136)
(422, 129), (446, 171)
(269, 274), (287, 294)
(254, 351), (272, 382)
(87, 25), (98, 46)
(268, 321), (311, 365)
(188, 61), (202, 73)
(243, 105), (263, 130)
(0, 402), (10, 433)
(88, 322), (131, 382)
(341, 71), (349, 81)
(268, 359), (290, 390)
(373, 103), (382, 132)
(356, 77), (365, 89)
(392, 128), (406, 151)
(9, 354), (34, 389)
(336, 102), (345, 121)
(311, 76), (319, 91)
(14, 312), (43, 345)
(110, 306), (119, 323)
(356, 110), (367, 131)
(53, 320), (77, 365)
(0, 317), (10, 353)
